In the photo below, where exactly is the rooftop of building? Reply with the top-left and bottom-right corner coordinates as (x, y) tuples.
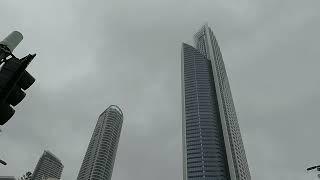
(43, 150), (63, 164)
(101, 105), (123, 117)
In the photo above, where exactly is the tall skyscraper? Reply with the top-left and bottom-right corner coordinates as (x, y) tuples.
(181, 24), (251, 180)
(31, 150), (63, 180)
(77, 105), (123, 180)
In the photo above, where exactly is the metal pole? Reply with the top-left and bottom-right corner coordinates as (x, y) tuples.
(307, 165), (320, 179)
(0, 159), (7, 165)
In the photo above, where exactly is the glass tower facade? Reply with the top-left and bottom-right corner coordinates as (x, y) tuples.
(77, 105), (123, 180)
(182, 24), (251, 180)
(31, 150), (63, 180)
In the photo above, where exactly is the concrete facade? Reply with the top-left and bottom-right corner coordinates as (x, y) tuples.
(31, 150), (63, 180)
(77, 105), (123, 180)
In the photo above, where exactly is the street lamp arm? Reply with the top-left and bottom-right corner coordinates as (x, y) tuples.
(0, 159), (7, 165)
(307, 165), (320, 171)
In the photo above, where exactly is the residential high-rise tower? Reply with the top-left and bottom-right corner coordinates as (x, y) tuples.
(77, 105), (123, 180)
(31, 150), (63, 180)
(181, 24), (251, 180)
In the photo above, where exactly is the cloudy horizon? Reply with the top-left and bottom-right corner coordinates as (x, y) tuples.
(0, 0), (320, 179)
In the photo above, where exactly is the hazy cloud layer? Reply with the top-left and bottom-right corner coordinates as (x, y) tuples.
(0, 0), (319, 179)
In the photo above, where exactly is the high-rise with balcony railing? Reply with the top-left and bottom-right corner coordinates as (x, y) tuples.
(77, 105), (123, 180)
(31, 150), (63, 180)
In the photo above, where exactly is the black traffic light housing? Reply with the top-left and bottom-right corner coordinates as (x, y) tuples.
(0, 32), (36, 125)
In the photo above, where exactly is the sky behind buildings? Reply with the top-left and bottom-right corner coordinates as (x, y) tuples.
(0, 0), (319, 179)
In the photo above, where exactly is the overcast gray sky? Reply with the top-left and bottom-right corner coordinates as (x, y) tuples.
(0, 0), (320, 179)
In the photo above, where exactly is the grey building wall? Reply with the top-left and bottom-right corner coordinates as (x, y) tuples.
(182, 24), (251, 180)
(31, 150), (63, 180)
(77, 105), (123, 180)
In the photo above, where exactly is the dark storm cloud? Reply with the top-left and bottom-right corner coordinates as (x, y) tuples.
(0, 0), (319, 179)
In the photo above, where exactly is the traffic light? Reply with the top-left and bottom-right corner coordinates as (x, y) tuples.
(0, 31), (36, 125)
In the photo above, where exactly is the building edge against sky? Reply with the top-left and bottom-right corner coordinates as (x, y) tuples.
(196, 24), (251, 179)
(77, 105), (123, 180)
(181, 24), (251, 180)
(31, 150), (63, 180)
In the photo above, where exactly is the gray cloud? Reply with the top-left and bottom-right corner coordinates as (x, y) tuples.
(0, 0), (319, 179)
